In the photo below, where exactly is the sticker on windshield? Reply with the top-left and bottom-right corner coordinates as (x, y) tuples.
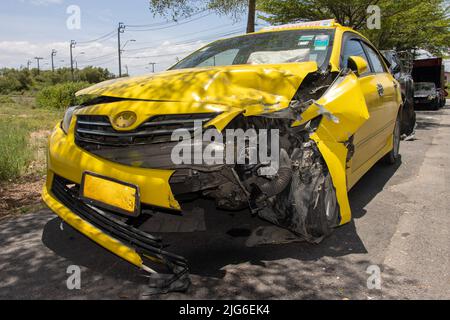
(298, 35), (315, 47)
(299, 35), (314, 41)
(314, 35), (329, 50)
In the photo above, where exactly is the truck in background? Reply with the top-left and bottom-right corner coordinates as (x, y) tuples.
(412, 57), (448, 110)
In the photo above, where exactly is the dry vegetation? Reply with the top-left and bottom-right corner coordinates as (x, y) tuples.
(0, 95), (63, 218)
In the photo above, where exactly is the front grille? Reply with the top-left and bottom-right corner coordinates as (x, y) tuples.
(75, 113), (218, 148)
(414, 97), (430, 104)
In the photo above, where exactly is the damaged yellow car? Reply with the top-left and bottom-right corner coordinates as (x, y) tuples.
(43, 20), (402, 287)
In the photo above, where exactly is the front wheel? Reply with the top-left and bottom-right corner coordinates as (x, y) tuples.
(431, 99), (440, 110)
(384, 115), (401, 165)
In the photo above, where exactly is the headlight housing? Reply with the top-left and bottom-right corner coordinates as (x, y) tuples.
(61, 106), (78, 134)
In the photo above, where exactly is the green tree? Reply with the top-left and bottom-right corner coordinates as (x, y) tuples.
(148, 0), (257, 33)
(258, 0), (450, 54)
(0, 66), (114, 95)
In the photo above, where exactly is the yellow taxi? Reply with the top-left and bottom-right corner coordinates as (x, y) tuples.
(43, 19), (402, 278)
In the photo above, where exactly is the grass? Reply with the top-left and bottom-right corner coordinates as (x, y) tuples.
(0, 119), (32, 180)
(0, 95), (63, 181)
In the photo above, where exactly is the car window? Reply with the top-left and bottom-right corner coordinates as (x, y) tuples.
(414, 82), (436, 91)
(341, 39), (370, 75)
(197, 49), (239, 67)
(362, 43), (386, 73)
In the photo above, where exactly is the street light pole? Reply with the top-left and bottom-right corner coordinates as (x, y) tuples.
(70, 40), (76, 80)
(117, 22), (125, 77)
(149, 62), (156, 73)
(34, 57), (43, 74)
(51, 49), (57, 72)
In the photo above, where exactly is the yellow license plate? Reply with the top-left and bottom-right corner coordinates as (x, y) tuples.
(81, 172), (140, 216)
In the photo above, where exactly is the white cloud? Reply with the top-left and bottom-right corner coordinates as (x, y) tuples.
(20, 0), (63, 6)
(0, 39), (204, 75)
(0, 40), (114, 70)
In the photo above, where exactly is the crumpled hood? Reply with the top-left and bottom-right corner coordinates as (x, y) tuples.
(77, 62), (319, 111)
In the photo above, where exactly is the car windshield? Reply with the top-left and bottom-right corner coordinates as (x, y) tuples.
(171, 29), (335, 70)
(415, 82), (435, 91)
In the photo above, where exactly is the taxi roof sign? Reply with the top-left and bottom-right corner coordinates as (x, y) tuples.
(260, 19), (336, 32)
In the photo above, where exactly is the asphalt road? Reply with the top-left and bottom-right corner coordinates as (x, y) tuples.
(1, 102), (449, 300)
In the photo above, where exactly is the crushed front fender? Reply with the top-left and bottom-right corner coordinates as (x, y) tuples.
(293, 72), (370, 224)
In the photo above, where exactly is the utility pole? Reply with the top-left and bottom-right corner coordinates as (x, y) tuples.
(149, 62), (156, 73)
(34, 57), (43, 74)
(51, 49), (57, 72)
(70, 40), (76, 81)
(125, 65), (129, 75)
(117, 22), (125, 77)
(26, 60), (32, 70)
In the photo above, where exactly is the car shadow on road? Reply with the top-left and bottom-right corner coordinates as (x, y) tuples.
(348, 158), (402, 219)
(41, 158), (402, 289)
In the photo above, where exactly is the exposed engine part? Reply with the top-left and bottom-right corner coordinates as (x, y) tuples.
(254, 148), (292, 198)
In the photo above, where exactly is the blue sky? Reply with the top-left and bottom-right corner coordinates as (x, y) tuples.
(0, 0), (266, 74)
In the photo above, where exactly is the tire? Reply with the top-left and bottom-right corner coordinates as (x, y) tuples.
(431, 99), (439, 110)
(384, 114), (401, 165)
(400, 100), (415, 136)
(304, 172), (339, 239)
(258, 145), (339, 243)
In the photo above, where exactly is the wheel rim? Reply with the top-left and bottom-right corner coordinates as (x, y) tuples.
(324, 177), (337, 222)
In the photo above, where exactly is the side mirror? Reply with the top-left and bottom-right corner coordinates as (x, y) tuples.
(348, 56), (368, 76)
(391, 64), (401, 74)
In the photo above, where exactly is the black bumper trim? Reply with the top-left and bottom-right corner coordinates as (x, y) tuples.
(50, 174), (188, 269)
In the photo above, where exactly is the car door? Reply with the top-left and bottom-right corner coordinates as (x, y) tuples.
(361, 42), (399, 150)
(340, 35), (385, 188)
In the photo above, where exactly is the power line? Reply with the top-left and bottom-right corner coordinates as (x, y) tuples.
(124, 28), (243, 54)
(65, 12), (243, 75)
(123, 50), (194, 60)
(78, 28), (243, 70)
(125, 9), (208, 28)
(126, 12), (212, 32)
(127, 24), (241, 47)
(76, 30), (116, 45)
(79, 27), (242, 64)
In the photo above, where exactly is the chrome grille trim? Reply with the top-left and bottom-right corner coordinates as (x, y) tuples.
(75, 113), (218, 148)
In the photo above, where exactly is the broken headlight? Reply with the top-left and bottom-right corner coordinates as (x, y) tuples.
(61, 106), (78, 134)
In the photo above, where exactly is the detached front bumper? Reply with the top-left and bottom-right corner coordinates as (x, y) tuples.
(43, 172), (189, 287)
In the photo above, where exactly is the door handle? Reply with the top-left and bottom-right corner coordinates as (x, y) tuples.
(376, 83), (384, 97)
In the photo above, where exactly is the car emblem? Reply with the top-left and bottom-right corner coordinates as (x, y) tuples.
(113, 111), (137, 129)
